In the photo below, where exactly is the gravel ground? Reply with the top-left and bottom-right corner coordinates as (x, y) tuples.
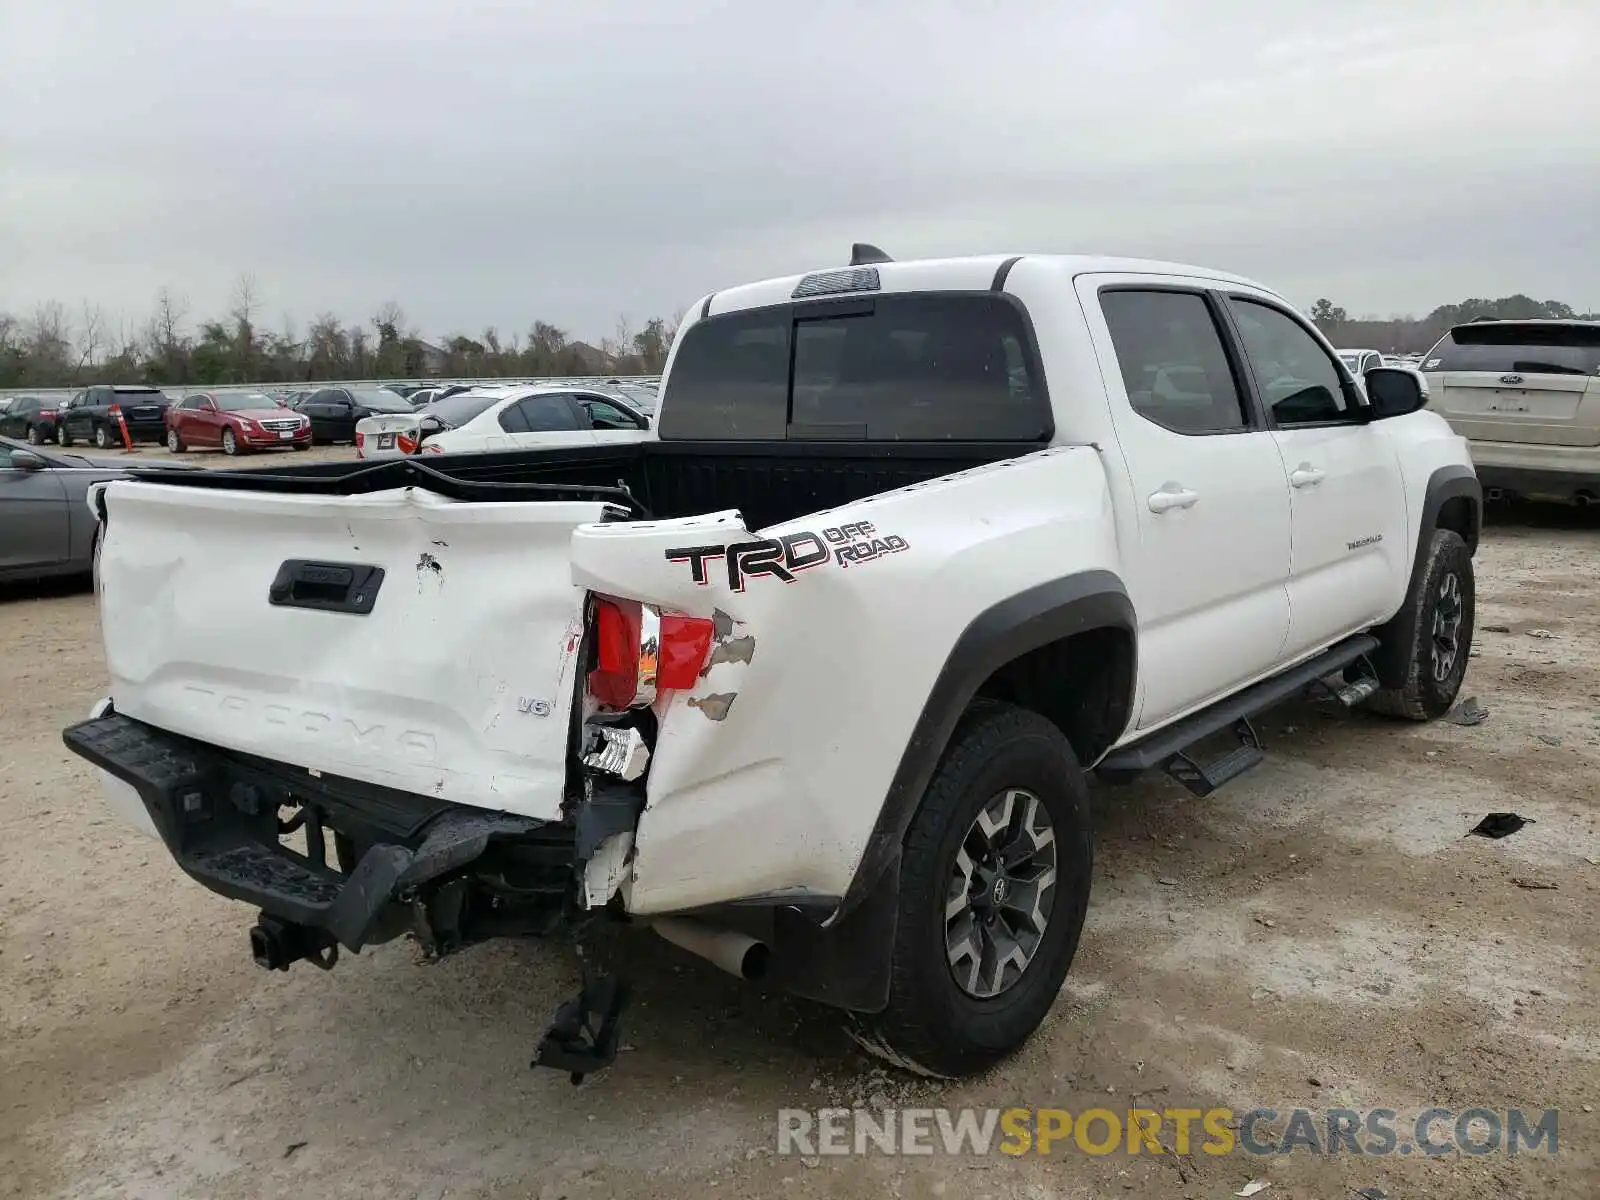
(1, 501), (1596, 1200)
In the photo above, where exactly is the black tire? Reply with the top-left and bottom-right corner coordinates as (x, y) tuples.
(56, 422), (73, 447)
(850, 700), (1093, 1078)
(222, 428), (240, 456)
(166, 428), (185, 453)
(93, 423), (112, 449)
(291, 442), (309, 451)
(26, 423), (44, 445)
(1366, 529), (1474, 720)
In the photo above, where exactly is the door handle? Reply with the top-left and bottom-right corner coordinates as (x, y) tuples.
(1289, 464), (1325, 488)
(1147, 484), (1200, 513)
(269, 560), (386, 614)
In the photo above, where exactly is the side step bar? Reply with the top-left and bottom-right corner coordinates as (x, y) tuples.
(1097, 634), (1380, 793)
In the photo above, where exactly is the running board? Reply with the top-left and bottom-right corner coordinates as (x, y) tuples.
(1096, 634), (1380, 792)
(1159, 717), (1263, 797)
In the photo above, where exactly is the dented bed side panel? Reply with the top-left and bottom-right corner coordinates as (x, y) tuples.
(95, 482), (607, 821)
(569, 446), (1120, 915)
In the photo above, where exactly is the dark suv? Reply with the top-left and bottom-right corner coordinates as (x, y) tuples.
(57, 385), (173, 448)
(0, 395), (63, 445)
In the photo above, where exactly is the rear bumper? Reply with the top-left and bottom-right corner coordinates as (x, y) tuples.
(1469, 439), (1600, 500)
(63, 708), (565, 954)
(124, 422), (169, 444)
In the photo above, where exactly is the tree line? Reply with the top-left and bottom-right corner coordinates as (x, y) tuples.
(3, 280), (1594, 392)
(1308, 294), (1596, 353)
(0, 276), (679, 390)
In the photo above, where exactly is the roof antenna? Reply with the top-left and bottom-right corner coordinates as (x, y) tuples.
(850, 243), (893, 266)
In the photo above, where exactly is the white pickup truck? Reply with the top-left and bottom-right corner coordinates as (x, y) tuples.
(65, 247), (1480, 1080)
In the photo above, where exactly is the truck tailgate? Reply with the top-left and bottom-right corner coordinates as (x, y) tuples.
(94, 480), (608, 820)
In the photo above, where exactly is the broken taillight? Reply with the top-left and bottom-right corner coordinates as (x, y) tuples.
(588, 598), (715, 709)
(397, 431), (419, 454)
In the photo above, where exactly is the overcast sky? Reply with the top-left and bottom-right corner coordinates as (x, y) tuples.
(3, 0), (1596, 343)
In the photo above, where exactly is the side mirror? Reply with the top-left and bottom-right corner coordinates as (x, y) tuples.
(1364, 367), (1427, 419)
(10, 449), (47, 471)
(419, 415), (445, 432)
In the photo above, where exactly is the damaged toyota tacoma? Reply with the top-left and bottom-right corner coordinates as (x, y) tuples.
(64, 247), (1481, 1079)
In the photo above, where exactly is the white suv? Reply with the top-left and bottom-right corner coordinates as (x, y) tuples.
(1421, 319), (1600, 505)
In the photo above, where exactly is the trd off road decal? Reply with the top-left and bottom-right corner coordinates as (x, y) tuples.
(665, 520), (909, 590)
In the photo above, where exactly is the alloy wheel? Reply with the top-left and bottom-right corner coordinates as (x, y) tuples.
(945, 788), (1058, 999)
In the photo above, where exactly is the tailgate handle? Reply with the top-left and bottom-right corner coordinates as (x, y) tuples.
(269, 560), (385, 614)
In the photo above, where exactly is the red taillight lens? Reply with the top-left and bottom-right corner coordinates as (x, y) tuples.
(354, 430), (365, 447)
(397, 431), (418, 454)
(658, 614), (715, 690)
(589, 599), (642, 709)
(587, 600), (716, 709)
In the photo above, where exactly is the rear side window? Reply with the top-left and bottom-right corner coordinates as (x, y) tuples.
(1100, 290), (1249, 434)
(1423, 324), (1600, 376)
(500, 394), (582, 433)
(657, 293), (1048, 441)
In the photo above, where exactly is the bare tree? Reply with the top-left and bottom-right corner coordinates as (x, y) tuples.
(26, 302), (72, 378)
(372, 300), (406, 337)
(229, 273), (261, 376)
(231, 273), (259, 329)
(74, 302), (106, 374)
(148, 288), (188, 353)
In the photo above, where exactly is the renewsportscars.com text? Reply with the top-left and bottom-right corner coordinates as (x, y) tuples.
(776, 1106), (1560, 1158)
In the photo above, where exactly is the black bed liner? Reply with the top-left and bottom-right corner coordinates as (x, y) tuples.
(117, 439), (1033, 531)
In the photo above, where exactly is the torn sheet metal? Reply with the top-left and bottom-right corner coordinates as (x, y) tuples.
(582, 832), (634, 909)
(583, 725), (651, 781)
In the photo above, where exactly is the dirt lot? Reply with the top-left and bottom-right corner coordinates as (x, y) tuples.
(2, 503), (1596, 1200)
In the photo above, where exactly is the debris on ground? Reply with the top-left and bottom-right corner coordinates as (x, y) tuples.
(1511, 878), (1558, 891)
(1482, 623), (1511, 633)
(1468, 812), (1532, 839)
(1446, 696), (1489, 726)
(283, 1141), (308, 1159)
(1526, 628), (1557, 639)
(1537, 734), (1562, 746)
(1236, 1182), (1272, 1197)
(1353, 1189), (1388, 1200)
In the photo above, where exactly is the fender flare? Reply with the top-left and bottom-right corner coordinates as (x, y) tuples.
(771, 571), (1136, 1012)
(1370, 463), (1482, 688)
(841, 570), (1136, 921)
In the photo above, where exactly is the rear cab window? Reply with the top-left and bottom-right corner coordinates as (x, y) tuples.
(1098, 289), (1250, 434)
(657, 293), (1050, 441)
(1422, 323), (1600, 376)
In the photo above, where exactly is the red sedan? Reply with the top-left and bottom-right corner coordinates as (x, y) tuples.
(166, 390), (312, 456)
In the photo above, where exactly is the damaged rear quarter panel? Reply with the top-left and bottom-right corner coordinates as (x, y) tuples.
(569, 446), (1119, 915)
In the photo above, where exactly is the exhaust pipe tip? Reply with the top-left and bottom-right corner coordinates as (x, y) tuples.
(739, 940), (771, 983)
(652, 917), (771, 982)
(1574, 490), (1596, 508)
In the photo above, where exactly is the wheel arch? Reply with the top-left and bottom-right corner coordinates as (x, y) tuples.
(1370, 463), (1481, 689)
(838, 571), (1135, 923)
